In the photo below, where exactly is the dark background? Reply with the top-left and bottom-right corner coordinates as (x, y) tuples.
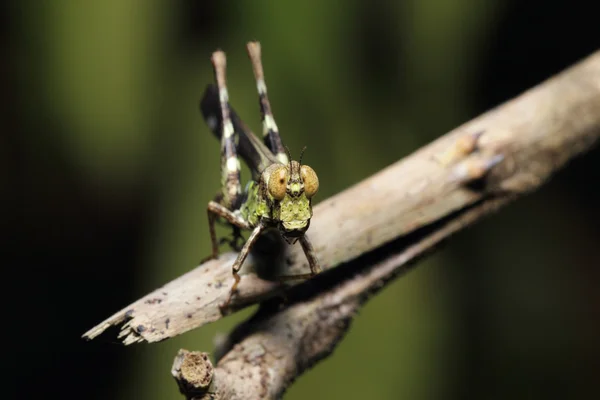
(3, 1), (599, 399)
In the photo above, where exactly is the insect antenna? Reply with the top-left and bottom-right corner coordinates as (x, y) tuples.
(284, 145), (293, 171)
(299, 146), (307, 166)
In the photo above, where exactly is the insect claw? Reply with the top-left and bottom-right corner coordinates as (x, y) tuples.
(218, 294), (233, 316)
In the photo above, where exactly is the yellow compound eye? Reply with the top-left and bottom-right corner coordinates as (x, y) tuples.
(301, 165), (319, 198)
(268, 166), (288, 200)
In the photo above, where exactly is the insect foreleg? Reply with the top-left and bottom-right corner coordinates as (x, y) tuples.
(299, 234), (322, 275)
(220, 221), (266, 312)
(277, 234), (322, 281)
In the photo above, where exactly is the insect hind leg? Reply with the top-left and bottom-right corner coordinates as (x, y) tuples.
(211, 50), (242, 210)
(204, 50), (245, 264)
(246, 41), (288, 164)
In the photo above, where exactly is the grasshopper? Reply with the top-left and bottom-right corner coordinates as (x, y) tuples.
(200, 42), (321, 310)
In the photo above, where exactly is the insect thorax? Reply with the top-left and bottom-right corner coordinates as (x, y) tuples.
(239, 180), (269, 228)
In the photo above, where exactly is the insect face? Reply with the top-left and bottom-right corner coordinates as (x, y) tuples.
(265, 160), (319, 244)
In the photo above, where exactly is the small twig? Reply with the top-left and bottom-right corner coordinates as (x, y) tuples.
(83, 51), (600, 398)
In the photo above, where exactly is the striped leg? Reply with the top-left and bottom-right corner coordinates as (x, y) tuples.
(211, 51), (242, 210)
(246, 41), (289, 164)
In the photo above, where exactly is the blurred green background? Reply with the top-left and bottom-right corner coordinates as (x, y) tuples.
(3, 1), (600, 399)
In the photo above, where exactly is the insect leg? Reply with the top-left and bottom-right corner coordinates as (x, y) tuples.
(299, 234), (322, 275)
(206, 200), (251, 259)
(211, 51), (242, 210)
(246, 41), (288, 164)
(277, 234), (322, 281)
(220, 222), (266, 312)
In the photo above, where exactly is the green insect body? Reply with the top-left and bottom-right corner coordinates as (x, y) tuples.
(238, 180), (264, 229)
(201, 42), (322, 312)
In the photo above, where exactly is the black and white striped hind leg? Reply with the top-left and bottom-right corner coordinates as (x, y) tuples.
(211, 50), (242, 209)
(246, 41), (289, 164)
(205, 50), (247, 260)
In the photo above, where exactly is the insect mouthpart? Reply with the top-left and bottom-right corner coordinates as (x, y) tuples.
(280, 222), (309, 244)
(281, 231), (302, 244)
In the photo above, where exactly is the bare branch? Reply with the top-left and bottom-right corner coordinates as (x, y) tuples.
(167, 50), (600, 399)
(173, 196), (512, 400)
(84, 51), (600, 349)
(82, 48), (600, 398)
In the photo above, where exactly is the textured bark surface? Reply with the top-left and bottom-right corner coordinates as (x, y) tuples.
(83, 51), (600, 398)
